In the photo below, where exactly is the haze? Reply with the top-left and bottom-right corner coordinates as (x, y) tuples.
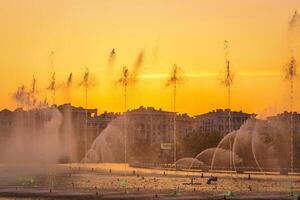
(0, 0), (300, 116)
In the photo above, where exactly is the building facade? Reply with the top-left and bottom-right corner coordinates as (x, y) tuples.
(267, 111), (300, 133)
(0, 104), (119, 162)
(125, 106), (195, 162)
(57, 104), (119, 160)
(194, 109), (255, 135)
(0, 104), (255, 163)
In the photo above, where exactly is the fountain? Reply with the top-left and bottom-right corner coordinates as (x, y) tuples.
(82, 116), (125, 163)
(219, 40), (234, 173)
(174, 157), (203, 170)
(175, 117), (296, 174)
(287, 10), (299, 196)
(47, 51), (56, 106)
(117, 66), (129, 166)
(166, 64), (183, 169)
(79, 68), (90, 158)
(0, 53), (78, 190)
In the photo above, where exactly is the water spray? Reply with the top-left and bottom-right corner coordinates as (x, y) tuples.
(47, 72), (56, 105)
(210, 42), (233, 173)
(131, 50), (144, 82)
(118, 66), (129, 112)
(289, 11), (300, 45)
(221, 40), (234, 173)
(47, 51), (56, 105)
(47, 51), (57, 190)
(30, 76), (37, 137)
(108, 48), (116, 67)
(166, 64), (182, 170)
(30, 75), (37, 107)
(80, 68), (90, 157)
(13, 76), (38, 109)
(67, 73), (73, 87)
(48, 52), (56, 189)
(219, 40), (235, 196)
(66, 73), (73, 103)
(285, 55), (296, 195)
(65, 72), (76, 162)
(287, 11), (299, 196)
(117, 66), (129, 173)
(13, 85), (25, 108)
(42, 98), (48, 108)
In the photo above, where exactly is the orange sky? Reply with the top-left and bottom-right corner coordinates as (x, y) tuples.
(0, 0), (300, 117)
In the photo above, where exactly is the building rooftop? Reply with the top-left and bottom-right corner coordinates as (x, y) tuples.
(128, 106), (175, 115)
(194, 109), (255, 118)
(267, 111), (300, 120)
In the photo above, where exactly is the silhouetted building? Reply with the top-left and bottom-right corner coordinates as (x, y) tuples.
(0, 109), (13, 160)
(0, 105), (256, 163)
(126, 106), (194, 162)
(267, 111), (300, 133)
(126, 106), (173, 145)
(0, 104), (120, 162)
(194, 109), (255, 135)
(176, 113), (194, 139)
(57, 104), (119, 160)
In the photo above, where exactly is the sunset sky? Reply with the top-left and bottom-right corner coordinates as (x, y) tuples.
(1, 0), (300, 117)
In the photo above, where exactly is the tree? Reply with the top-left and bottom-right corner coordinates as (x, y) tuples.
(178, 129), (222, 158)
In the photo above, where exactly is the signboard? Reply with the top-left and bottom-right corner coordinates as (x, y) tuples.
(161, 143), (173, 150)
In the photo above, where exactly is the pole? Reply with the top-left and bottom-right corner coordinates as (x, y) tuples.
(85, 85), (88, 157)
(290, 77), (294, 193)
(124, 84), (127, 164)
(228, 84), (233, 173)
(173, 82), (177, 169)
